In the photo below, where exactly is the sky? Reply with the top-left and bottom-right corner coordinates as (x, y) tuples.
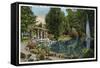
(31, 6), (68, 25)
(31, 6), (68, 16)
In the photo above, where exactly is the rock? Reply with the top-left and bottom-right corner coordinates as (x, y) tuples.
(26, 39), (37, 50)
(28, 54), (37, 61)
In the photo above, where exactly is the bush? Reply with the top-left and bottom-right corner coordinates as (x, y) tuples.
(27, 54), (32, 59)
(20, 52), (26, 59)
(39, 54), (45, 60)
(82, 48), (94, 58)
(30, 49), (39, 54)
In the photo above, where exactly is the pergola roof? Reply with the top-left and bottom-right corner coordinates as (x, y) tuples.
(33, 26), (48, 31)
(28, 25), (48, 31)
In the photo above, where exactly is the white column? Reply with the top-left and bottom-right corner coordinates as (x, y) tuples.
(37, 29), (39, 39)
(41, 30), (42, 39)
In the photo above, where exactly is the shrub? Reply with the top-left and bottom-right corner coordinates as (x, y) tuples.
(20, 52), (26, 59)
(27, 54), (32, 59)
(30, 49), (39, 54)
(82, 48), (94, 58)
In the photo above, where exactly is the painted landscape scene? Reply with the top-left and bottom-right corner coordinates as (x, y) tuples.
(20, 5), (95, 62)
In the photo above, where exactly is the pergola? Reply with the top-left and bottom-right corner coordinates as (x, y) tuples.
(28, 25), (48, 40)
(33, 26), (48, 39)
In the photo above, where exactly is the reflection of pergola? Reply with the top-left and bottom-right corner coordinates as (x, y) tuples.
(31, 26), (48, 40)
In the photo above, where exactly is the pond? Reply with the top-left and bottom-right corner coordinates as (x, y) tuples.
(48, 37), (88, 59)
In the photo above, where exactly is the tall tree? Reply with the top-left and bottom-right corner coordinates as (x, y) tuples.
(65, 9), (87, 38)
(45, 8), (65, 40)
(21, 6), (36, 39)
(65, 9), (94, 38)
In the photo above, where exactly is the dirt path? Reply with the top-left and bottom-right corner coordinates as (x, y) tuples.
(48, 56), (64, 60)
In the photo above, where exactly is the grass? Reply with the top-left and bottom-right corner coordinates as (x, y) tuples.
(58, 35), (72, 41)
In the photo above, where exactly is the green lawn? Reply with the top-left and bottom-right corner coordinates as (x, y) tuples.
(58, 35), (72, 41)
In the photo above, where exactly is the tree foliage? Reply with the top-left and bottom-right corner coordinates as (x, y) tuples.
(21, 6), (36, 39)
(45, 8), (65, 40)
(21, 6), (36, 33)
(64, 9), (91, 38)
